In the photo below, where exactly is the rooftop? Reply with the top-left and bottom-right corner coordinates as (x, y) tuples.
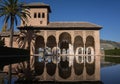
(47, 22), (102, 28)
(0, 32), (19, 37)
(23, 2), (51, 12)
(23, 2), (49, 7)
(18, 22), (102, 30)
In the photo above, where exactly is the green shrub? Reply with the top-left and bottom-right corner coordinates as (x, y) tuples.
(105, 49), (120, 55)
(105, 56), (120, 63)
(0, 40), (4, 46)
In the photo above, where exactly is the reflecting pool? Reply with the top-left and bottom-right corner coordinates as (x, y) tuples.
(101, 64), (120, 84)
(101, 56), (120, 84)
(1, 56), (120, 84)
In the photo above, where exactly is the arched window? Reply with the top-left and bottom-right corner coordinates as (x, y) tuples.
(38, 13), (41, 18)
(86, 47), (94, 63)
(34, 13), (37, 18)
(42, 13), (45, 18)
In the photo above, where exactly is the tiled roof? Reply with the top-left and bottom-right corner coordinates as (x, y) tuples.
(0, 32), (19, 37)
(47, 22), (102, 28)
(23, 2), (51, 12)
(23, 2), (50, 7)
(18, 22), (102, 30)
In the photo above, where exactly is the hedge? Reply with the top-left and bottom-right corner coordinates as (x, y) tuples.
(0, 46), (30, 65)
(105, 49), (120, 55)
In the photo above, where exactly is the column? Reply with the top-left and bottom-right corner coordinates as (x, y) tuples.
(55, 31), (59, 80)
(83, 31), (86, 80)
(44, 31), (47, 80)
(70, 31), (75, 80)
(94, 30), (101, 80)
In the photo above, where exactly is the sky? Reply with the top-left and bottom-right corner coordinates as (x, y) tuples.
(0, 0), (120, 42)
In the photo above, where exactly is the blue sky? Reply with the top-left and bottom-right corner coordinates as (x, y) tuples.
(0, 0), (120, 42)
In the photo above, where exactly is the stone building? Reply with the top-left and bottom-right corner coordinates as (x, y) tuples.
(0, 2), (102, 82)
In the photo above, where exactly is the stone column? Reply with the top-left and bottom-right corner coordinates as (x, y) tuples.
(55, 31), (59, 81)
(83, 31), (86, 80)
(70, 31), (75, 80)
(44, 31), (47, 48)
(94, 30), (101, 80)
(43, 31), (47, 80)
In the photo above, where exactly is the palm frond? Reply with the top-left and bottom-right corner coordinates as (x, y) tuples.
(14, 16), (18, 25)
(4, 15), (10, 23)
(0, 0), (30, 28)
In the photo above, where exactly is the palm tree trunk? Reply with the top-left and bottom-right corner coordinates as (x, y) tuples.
(8, 16), (14, 84)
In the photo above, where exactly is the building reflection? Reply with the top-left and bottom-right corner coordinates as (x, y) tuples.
(33, 43), (100, 81)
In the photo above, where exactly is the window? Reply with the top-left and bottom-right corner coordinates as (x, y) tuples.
(34, 13), (37, 18)
(38, 13), (41, 18)
(40, 21), (42, 24)
(42, 13), (45, 18)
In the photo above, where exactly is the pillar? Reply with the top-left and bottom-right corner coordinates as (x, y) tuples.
(83, 31), (86, 80)
(94, 30), (101, 80)
(44, 31), (47, 80)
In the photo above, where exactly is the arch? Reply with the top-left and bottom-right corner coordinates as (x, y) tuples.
(86, 47), (94, 63)
(58, 57), (71, 79)
(85, 36), (95, 75)
(34, 36), (45, 75)
(59, 32), (71, 53)
(75, 47), (84, 63)
(85, 36), (94, 48)
(35, 36), (45, 51)
(35, 36), (45, 62)
(74, 36), (84, 53)
(59, 32), (71, 44)
(46, 61), (56, 76)
(46, 35), (57, 49)
(74, 57), (84, 75)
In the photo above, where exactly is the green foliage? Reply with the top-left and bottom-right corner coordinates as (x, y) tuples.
(0, 0), (30, 48)
(105, 56), (120, 63)
(1, 23), (7, 32)
(0, 0), (30, 26)
(0, 46), (30, 55)
(0, 39), (4, 46)
(0, 46), (30, 65)
(105, 49), (120, 55)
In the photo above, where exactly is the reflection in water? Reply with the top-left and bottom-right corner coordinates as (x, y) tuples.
(58, 57), (71, 79)
(33, 45), (97, 81)
(85, 61), (95, 76)
(101, 56), (120, 84)
(74, 57), (84, 75)
(34, 61), (45, 75)
(46, 61), (56, 76)
(101, 64), (120, 84)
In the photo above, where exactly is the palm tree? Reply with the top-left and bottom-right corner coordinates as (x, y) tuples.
(0, 0), (30, 83)
(0, 0), (30, 47)
(1, 22), (7, 32)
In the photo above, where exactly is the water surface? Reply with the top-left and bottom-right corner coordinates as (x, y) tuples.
(101, 63), (120, 84)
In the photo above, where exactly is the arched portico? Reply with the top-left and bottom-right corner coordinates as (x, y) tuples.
(14, 29), (101, 81)
(1, 2), (102, 81)
(46, 35), (57, 49)
(59, 32), (71, 54)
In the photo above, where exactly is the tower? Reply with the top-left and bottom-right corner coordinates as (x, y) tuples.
(22, 2), (51, 26)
